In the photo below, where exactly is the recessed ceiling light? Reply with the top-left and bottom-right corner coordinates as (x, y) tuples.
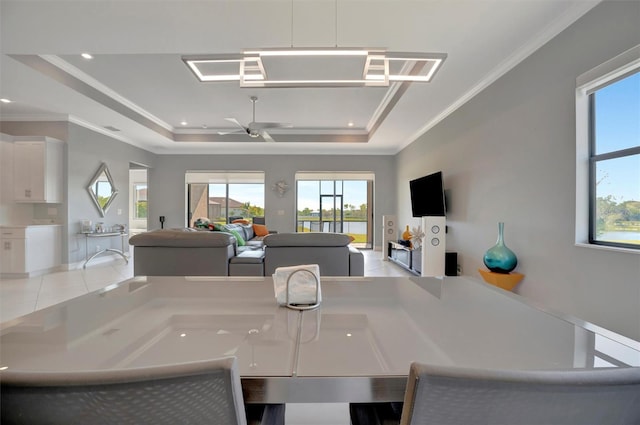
(347, 122), (354, 127)
(81, 53), (93, 60)
(0, 98), (12, 103)
(181, 121), (188, 126)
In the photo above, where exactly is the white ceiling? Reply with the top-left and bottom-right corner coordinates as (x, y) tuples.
(0, 0), (600, 155)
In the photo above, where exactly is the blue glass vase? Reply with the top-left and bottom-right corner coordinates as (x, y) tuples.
(483, 222), (517, 274)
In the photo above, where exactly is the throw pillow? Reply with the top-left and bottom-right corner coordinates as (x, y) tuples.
(232, 219), (250, 225)
(253, 224), (269, 236)
(223, 226), (246, 246)
(210, 223), (224, 231)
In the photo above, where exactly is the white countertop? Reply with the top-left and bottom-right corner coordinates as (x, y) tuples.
(1, 276), (638, 402)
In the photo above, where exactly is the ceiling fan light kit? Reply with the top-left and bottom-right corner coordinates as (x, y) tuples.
(182, 48), (447, 88)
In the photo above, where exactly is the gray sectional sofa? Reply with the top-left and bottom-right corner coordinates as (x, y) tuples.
(129, 228), (235, 276)
(129, 228), (364, 277)
(263, 233), (364, 276)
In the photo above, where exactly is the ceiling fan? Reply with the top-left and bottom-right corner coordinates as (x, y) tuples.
(218, 96), (292, 142)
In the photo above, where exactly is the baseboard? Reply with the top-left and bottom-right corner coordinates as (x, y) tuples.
(1, 265), (62, 279)
(65, 252), (127, 270)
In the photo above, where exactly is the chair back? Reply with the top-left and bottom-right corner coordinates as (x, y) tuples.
(1, 357), (247, 425)
(401, 363), (640, 425)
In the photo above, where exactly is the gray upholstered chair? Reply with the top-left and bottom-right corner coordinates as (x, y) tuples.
(351, 363), (640, 425)
(1, 357), (284, 425)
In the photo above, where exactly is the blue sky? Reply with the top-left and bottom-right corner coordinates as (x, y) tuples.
(595, 71), (639, 203)
(296, 180), (367, 211)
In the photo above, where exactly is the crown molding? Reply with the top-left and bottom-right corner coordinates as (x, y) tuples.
(397, 0), (602, 154)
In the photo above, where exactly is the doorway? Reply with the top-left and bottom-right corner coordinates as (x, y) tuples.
(129, 165), (148, 235)
(295, 174), (374, 249)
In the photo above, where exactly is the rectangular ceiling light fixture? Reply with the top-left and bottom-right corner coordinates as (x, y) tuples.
(183, 49), (446, 88)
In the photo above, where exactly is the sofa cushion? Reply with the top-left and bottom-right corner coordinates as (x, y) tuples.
(263, 232), (352, 247)
(224, 223), (255, 242)
(223, 228), (246, 246)
(253, 224), (269, 237)
(241, 224), (255, 240)
(129, 229), (236, 247)
(230, 250), (265, 264)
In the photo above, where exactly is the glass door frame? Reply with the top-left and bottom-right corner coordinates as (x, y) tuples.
(320, 194), (344, 233)
(295, 176), (373, 249)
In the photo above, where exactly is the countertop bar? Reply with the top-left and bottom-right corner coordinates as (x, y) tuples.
(1, 276), (638, 403)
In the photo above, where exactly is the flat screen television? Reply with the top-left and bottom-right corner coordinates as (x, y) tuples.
(410, 171), (446, 217)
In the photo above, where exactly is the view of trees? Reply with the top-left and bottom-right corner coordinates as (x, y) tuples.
(298, 204), (368, 221)
(595, 196), (640, 235)
(136, 200), (147, 219)
(242, 202), (264, 218)
(594, 170), (639, 244)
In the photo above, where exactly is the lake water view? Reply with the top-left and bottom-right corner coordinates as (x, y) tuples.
(598, 231), (640, 243)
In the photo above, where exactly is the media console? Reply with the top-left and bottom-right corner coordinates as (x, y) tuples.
(388, 241), (457, 276)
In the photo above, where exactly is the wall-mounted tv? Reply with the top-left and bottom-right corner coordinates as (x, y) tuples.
(410, 171), (446, 217)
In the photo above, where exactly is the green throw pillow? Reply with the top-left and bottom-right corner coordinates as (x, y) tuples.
(225, 228), (246, 246)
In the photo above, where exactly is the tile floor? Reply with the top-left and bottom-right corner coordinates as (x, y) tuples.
(0, 248), (412, 425)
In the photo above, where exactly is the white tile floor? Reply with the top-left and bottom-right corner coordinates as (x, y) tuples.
(0, 248), (412, 424)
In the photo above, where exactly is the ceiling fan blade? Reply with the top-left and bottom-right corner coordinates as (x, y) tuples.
(224, 117), (247, 130)
(217, 130), (245, 136)
(261, 131), (276, 143)
(250, 122), (293, 130)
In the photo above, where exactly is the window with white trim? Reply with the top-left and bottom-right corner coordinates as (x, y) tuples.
(576, 46), (640, 251)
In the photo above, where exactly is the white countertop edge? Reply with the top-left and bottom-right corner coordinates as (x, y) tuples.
(469, 276), (640, 350)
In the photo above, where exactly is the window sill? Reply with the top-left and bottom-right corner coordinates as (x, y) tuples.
(575, 242), (640, 255)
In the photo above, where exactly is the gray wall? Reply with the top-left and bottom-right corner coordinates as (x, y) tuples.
(0, 121), (156, 264)
(395, 1), (640, 340)
(149, 154), (396, 242)
(66, 124), (156, 264)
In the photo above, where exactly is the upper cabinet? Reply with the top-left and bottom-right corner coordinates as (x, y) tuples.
(13, 137), (64, 203)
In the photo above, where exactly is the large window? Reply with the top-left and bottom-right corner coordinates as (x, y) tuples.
(577, 46), (639, 251)
(589, 71), (639, 249)
(295, 172), (374, 249)
(186, 172), (265, 227)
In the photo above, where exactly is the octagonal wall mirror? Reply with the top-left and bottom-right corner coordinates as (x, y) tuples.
(87, 163), (118, 217)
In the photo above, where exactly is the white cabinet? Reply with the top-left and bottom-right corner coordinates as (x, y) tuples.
(1, 225), (62, 276)
(1, 228), (26, 274)
(13, 138), (64, 203)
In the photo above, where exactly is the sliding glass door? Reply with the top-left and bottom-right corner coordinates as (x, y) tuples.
(296, 173), (373, 249)
(320, 194), (344, 233)
(186, 172), (265, 227)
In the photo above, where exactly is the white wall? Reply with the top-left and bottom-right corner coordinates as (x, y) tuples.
(65, 124), (156, 265)
(395, 1), (640, 340)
